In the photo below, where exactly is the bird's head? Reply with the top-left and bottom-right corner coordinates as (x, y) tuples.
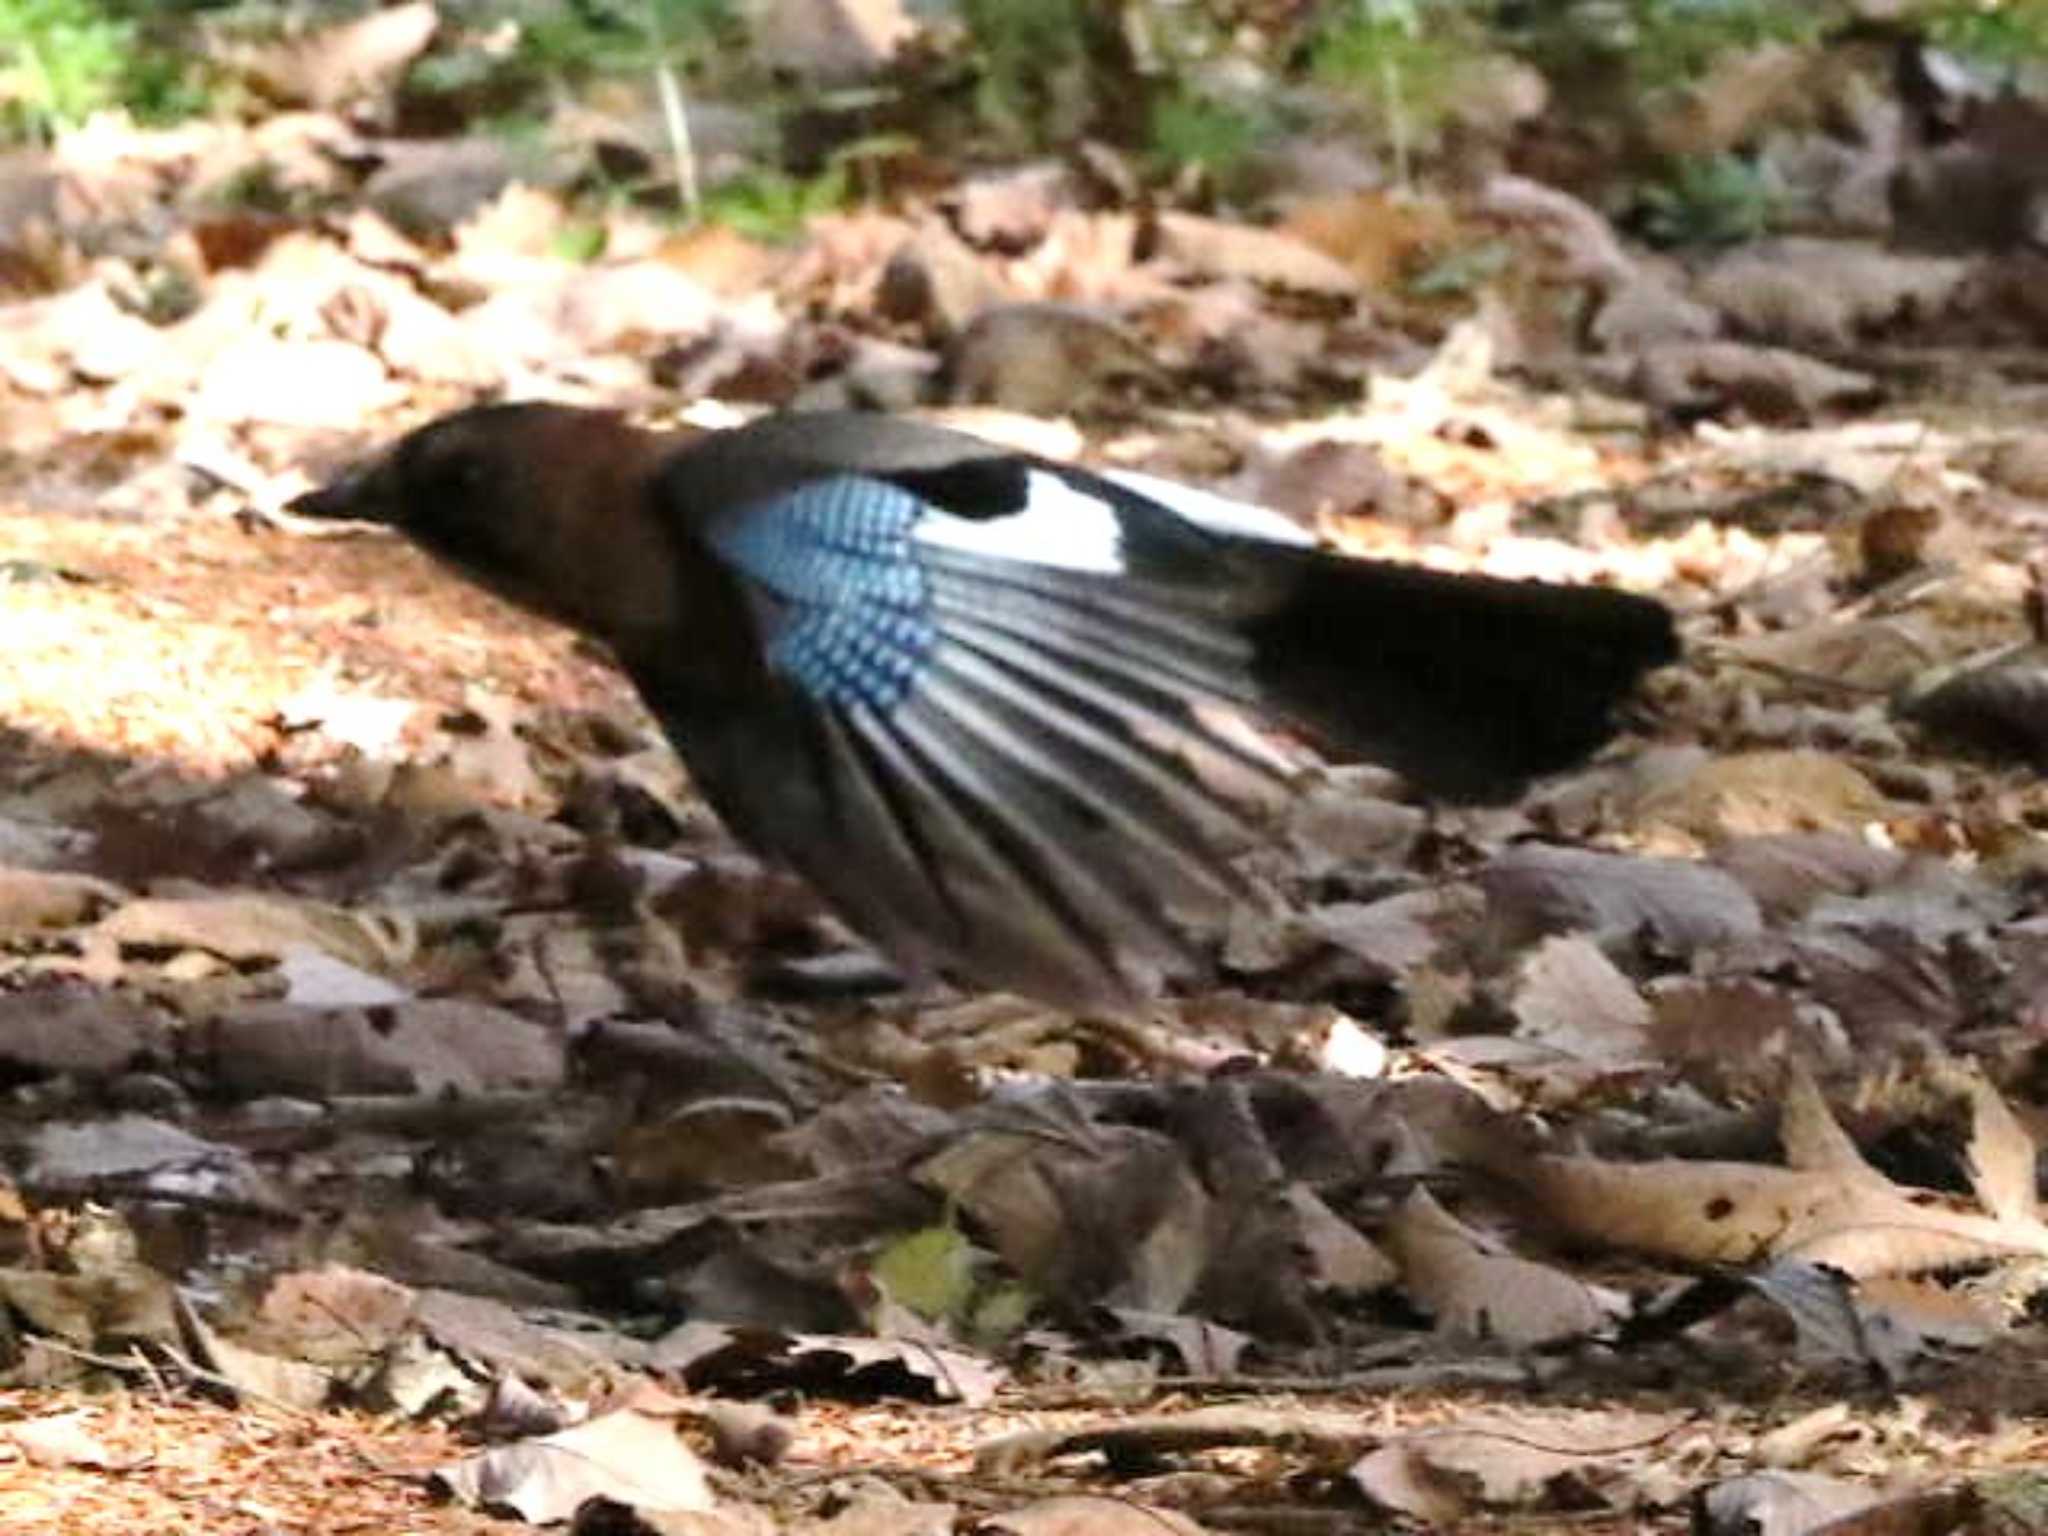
(289, 402), (684, 640)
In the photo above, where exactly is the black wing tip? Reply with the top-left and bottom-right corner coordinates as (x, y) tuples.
(1244, 553), (1681, 802)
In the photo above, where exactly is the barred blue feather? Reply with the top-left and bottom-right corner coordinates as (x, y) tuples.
(705, 476), (937, 712)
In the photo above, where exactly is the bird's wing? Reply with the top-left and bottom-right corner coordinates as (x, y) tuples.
(651, 469), (1294, 1008)
(645, 418), (1675, 1005)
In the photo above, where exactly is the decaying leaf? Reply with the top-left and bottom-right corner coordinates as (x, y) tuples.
(1484, 1066), (2048, 1278)
(1384, 1188), (1621, 1346)
(1351, 1409), (1693, 1521)
(432, 1404), (715, 1522)
(3, 1412), (136, 1470)
(981, 1495), (1213, 1536)
(651, 1321), (1003, 1406)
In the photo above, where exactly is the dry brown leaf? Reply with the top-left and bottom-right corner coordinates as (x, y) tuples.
(237, 2), (438, 109)
(614, 1097), (804, 1200)
(1778, 1065), (1889, 1183)
(1697, 240), (1966, 351)
(1633, 340), (1878, 422)
(945, 302), (1159, 415)
(432, 1406), (714, 1522)
(0, 867), (123, 937)
(80, 891), (408, 975)
(1936, 1063), (2042, 1225)
(1384, 1188), (1619, 1346)
(1725, 618), (1942, 696)
(3, 1413), (134, 1470)
(1635, 751), (1888, 840)
(793, 1488), (956, 1536)
(1490, 1069), (2048, 1277)
(1282, 1184), (1398, 1295)
(256, 1267), (419, 1366)
(1592, 272), (1723, 352)
(918, 1125), (1210, 1312)
(1646, 41), (1810, 158)
(1352, 1410), (1689, 1520)
(1477, 175), (1634, 287)
(950, 162), (1070, 252)
(654, 223), (794, 298)
(208, 998), (565, 1097)
(1714, 833), (1908, 920)
(1300, 888), (1457, 975)
(1281, 189), (1461, 291)
(983, 1495), (1212, 1536)
(1511, 934), (1653, 1065)
(1482, 843), (1763, 954)
(0, 984), (169, 1078)
(1898, 642), (2048, 766)
(176, 1294), (333, 1414)
(1646, 977), (1822, 1079)
(655, 1324), (1002, 1406)
(1152, 212), (1361, 296)
(1979, 431), (2048, 497)
(414, 1289), (639, 1389)
(1099, 1308), (1250, 1375)
(749, 0), (916, 82)
(1696, 1471), (1882, 1536)
(1855, 1275), (2005, 1350)
(439, 691), (548, 808)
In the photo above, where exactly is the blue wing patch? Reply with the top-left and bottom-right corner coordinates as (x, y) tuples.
(705, 476), (939, 712)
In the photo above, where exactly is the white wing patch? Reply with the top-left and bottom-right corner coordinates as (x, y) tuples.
(913, 468), (1126, 575)
(911, 465), (1313, 576)
(1103, 469), (1317, 548)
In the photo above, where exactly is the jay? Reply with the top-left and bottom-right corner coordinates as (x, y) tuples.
(293, 404), (1678, 1007)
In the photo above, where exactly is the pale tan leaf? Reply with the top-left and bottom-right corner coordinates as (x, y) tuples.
(792, 1488), (955, 1535)
(4, 1412), (133, 1470)
(82, 892), (409, 975)
(1696, 239), (1966, 351)
(1511, 934), (1653, 1065)
(1152, 213), (1361, 296)
(749, 0), (916, 82)
(983, 1495), (1211, 1536)
(1696, 1471), (1880, 1536)
(1501, 1142), (2048, 1278)
(1779, 1065), (1885, 1184)
(1384, 1189), (1619, 1347)
(432, 1406), (714, 1523)
(0, 867), (123, 938)
(1633, 750), (1888, 840)
(1283, 1184), (1398, 1294)
(1948, 1065), (2041, 1225)
(1353, 1411), (1689, 1519)
(238, 1), (438, 110)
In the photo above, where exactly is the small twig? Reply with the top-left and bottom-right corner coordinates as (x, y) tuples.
(20, 1181), (301, 1226)
(1847, 558), (1958, 619)
(1697, 648), (1889, 700)
(35, 1337), (161, 1379)
(155, 1341), (323, 1424)
(644, 1), (701, 222)
(1007, 1357), (1548, 1409)
(1198, 1511), (1408, 1535)
(320, 1089), (561, 1138)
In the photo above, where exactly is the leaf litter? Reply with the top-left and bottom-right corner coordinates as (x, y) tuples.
(21, 35), (2048, 1536)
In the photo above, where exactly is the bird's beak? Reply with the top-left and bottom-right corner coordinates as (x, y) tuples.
(288, 451), (401, 525)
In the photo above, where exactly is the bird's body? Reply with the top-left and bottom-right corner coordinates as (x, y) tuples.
(293, 403), (1678, 1007)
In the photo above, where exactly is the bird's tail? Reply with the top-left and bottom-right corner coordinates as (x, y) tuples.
(1240, 548), (1679, 802)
